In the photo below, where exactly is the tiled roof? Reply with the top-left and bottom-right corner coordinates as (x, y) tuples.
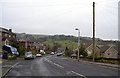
(100, 46), (110, 53)
(0, 27), (15, 35)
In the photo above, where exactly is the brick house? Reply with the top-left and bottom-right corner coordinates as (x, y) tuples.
(0, 27), (17, 59)
(0, 27), (16, 46)
(18, 40), (35, 52)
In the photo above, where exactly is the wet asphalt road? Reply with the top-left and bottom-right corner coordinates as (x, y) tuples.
(5, 55), (119, 77)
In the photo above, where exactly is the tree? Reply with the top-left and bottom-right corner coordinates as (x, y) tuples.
(52, 42), (61, 52)
(65, 47), (71, 57)
(11, 42), (25, 56)
(79, 46), (88, 57)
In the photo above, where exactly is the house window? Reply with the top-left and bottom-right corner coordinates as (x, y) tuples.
(13, 35), (15, 38)
(107, 52), (111, 55)
(9, 35), (11, 38)
(5, 39), (9, 45)
(5, 33), (8, 37)
(0, 32), (1, 36)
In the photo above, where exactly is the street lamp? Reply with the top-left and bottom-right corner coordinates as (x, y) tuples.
(25, 34), (28, 52)
(75, 28), (80, 62)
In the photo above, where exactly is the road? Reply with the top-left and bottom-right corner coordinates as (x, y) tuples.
(4, 55), (119, 78)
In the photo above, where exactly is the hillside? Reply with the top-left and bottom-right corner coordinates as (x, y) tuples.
(16, 33), (118, 46)
(16, 33), (92, 43)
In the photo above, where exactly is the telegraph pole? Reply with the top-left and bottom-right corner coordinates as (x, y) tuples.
(93, 2), (95, 62)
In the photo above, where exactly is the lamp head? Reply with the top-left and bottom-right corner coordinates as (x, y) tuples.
(75, 28), (79, 30)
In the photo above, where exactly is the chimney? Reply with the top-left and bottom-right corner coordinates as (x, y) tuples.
(9, 29), (12, 32)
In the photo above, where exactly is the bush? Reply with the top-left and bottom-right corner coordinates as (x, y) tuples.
(79, 46), (88, 57)
(8, 55), (17, 60)
(65, 47), (72, 57)
(18, 47), (25, 55)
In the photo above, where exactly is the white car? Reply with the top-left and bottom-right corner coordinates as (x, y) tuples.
(51, 52), (54, 55)
(36, 53), (42, 57)
(24, 52), (34, 60)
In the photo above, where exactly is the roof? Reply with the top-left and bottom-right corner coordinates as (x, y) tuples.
(100, 46), (110, 53)
(85, 43), (101, 50)
(113, 46), (118, 51)
(0, 27), (16, 35)
(83, 42), (92, 49)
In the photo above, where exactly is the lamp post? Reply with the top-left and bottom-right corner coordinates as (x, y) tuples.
(25, 34), (27, 52)
(93, 2), (95, 62)
(75, 28), (80, 62)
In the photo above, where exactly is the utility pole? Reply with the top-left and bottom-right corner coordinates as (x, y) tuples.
(93, 2), (95, 62)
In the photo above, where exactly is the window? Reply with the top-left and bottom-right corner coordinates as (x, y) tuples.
(5, 33), (8, 37)
(107, 52), (111, 55)
(13, 35), (15, 38)
(5, 39), (9, 45)
(9, 35), (11, 38)
(0, 32), (1, 36)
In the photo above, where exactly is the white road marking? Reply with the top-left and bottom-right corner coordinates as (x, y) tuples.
(71, 71), (87, 78)
(53, 63), (64, 68)
(97, 64), (119, 70)
(66, 71), (72, 75)
(44, 58), (53, 63)
(2, 62), (20, 77)
(81, 61), (119, 70)
(44, 58), (64, 68)
(11, 62), (20, 68)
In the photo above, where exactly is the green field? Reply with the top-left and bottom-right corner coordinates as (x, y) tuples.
(43, 39), (77, 50)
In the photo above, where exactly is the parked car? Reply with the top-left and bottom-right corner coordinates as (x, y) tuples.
(2, 45), (19, 56)
(24, 52), (34, 60)
(36, 53), (42, 57)
(71, 53), (77, 58)
(57, 53), (61, 56)
(51, 52), (54, 55)
(0, 54), (3, 58)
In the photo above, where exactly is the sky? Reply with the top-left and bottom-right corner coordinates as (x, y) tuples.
(0, 0), (119, 40)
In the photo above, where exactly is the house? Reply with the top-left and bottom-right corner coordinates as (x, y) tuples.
(18, 40), (35, 52)
(85, 43), (101, 57)
(84, 41), (118, 59)
(0, 27), (16, 46)
(100, 45), (118, 59)
(0, 27), (17, 56)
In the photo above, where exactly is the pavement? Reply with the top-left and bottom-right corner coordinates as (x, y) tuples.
(87, 61), (119, 69)
(1, 58), (22, 78)
(60, 56), (119, 69)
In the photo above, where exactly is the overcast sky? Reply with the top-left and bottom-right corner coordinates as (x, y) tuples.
(0, 0), (119, 40)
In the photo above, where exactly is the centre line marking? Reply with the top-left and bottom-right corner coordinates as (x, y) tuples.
(53, 63), (64, 68)
(44, 58), (64, 68)
(71, 71), (87, 78)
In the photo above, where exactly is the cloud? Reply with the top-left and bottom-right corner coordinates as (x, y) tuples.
(1, 0), (119, 40)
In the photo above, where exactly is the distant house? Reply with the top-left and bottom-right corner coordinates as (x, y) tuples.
(100, 45), (118, 59)
(85, 43), (101, 57)
(18, 40), (35, 51)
